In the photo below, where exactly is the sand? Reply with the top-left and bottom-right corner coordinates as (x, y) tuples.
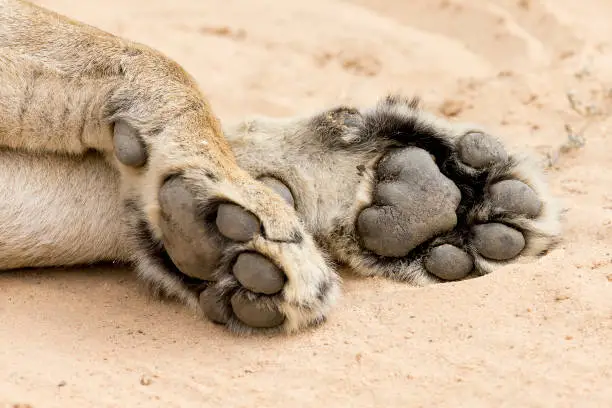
(1, 0), (611, 406)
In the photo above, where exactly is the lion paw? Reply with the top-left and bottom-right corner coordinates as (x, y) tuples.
(232, 96), (561, 286)
(356, 133), (543, 280)
(327, 99), (560, 284)
(114, 123), (339, 334)
(350, 130), (548, 282)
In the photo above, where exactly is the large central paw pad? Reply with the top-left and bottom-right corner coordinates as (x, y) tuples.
(158, 177), (224, 280)
(156, 176), (337, 333)
(357, 148), (461, 257)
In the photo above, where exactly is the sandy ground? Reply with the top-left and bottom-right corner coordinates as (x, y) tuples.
(2, 0), (612, 406)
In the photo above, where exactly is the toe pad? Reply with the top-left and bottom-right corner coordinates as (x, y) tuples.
(233, 252), (286, 295)
(472, 223), (525, 261)
(200, 289), (230, 324)
(489, 180), (542, 218)
(425, 244), (474, 281)
(457, 131), (508, 168)
(216, 204), (261, 242)
(259, 177), (295, 208)
(231, 293), (285, 328)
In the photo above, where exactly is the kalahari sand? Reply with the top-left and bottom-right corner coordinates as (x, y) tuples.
(1, 0), (611, 406)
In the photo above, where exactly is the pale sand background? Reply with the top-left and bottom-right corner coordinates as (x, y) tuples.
(1, 0), (611, 406)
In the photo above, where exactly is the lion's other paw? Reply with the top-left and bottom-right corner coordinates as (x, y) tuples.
(130, 173), (340, 335)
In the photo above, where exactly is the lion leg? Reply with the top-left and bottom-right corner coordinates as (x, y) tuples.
(224, 96), (562, 284)
(0, 151), (128, 270)
(0, 94), (561, 331)
(0, 0), (339, 334)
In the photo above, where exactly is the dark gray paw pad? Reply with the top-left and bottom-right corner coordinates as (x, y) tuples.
(231, 293), (285, 328)
(472, 223), (525, 261)
(216, 204), (261, 242)
(425, 244), (474, 281)
(200, 289), (230, 324)
(457, 131), (508, 168)
(357, 148), (461, 257)
(233, 252), (286, 295)
(159, 177), (221, 280)
(489, 180), (542, 218)
(259, 176), (295, 208)
(113, 121), (147, 167)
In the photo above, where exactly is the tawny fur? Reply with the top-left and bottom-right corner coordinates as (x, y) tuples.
(0, 106), (561, 275)
(0, 0), (340, 334)
(0, 0), (561, 335)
